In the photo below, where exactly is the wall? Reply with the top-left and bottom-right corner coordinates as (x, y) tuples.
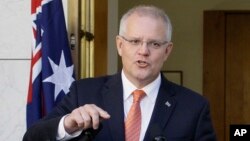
(108, 0), (118, 74)
(118, 0), (250, 94)
(0, 0), (30, 140)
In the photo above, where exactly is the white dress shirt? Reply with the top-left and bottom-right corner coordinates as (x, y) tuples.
(122, 71), (161, 141)
(57, 71), (161, 141)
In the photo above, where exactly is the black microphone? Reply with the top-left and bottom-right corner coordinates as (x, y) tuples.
(79, 124), (103, 141)
(81, 131), (94, 141)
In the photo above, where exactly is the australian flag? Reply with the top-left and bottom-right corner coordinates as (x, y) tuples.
(27, 0), (75, 128)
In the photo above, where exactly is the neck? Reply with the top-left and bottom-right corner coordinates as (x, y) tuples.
(122, 71), (160, 89)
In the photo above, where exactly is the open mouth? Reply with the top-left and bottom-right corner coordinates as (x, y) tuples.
(137, 60), (148, 67)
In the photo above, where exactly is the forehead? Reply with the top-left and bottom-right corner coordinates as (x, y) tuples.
(125, 14), (168, 39)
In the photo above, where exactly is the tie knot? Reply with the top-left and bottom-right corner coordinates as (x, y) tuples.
(132, 90), (145, 102)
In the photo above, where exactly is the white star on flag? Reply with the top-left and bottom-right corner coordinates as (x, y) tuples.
(43, 51), (75, 100)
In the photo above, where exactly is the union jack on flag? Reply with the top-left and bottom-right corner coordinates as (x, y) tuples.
(27, 0), (75, 128)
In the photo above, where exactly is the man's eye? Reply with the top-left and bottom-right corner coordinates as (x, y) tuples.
(130, 40), (141, 45)
(151, 42), (161, 47)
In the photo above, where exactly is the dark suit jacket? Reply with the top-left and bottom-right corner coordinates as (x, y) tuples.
(23, 73), (216, 141)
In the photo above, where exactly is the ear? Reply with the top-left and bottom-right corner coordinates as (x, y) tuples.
(116, 35), (123, 56)
(163, 42), (173, 61)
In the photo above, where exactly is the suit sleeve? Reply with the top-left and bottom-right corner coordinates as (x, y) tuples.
(23, 81), (79, 141)
(194, 101), (217, 141)
(22, 117), (62, 141)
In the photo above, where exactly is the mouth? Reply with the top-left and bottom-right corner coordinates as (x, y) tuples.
(136, 60), (148, 68)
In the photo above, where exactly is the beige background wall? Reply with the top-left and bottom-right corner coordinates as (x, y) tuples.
(117, 0), (250, 93)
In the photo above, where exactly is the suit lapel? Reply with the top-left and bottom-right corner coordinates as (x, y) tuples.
(144, 75), (177, 141)
(101, 73), (125, 141)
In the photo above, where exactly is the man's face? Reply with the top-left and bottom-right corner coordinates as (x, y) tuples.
(116, 14), (173, 88)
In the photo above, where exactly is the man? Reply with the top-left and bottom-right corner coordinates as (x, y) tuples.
(23, 5), (216, 141)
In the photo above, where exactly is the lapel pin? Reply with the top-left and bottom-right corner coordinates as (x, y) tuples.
(165, 101), (171, 107)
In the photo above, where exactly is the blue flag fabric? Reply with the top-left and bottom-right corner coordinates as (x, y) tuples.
(27, 0), (75, 128)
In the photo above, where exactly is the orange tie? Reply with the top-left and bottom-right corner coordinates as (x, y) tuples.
(125, 90), (146, 141)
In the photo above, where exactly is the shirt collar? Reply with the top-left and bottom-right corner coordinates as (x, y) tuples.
(121, 70), (161, 102)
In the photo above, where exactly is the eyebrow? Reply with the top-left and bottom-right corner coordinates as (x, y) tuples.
(122, 35), (166, 42)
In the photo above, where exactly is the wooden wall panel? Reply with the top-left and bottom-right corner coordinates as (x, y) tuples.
(203, 11), (226, 141)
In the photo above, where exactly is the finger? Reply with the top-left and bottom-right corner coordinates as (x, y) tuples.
(64, 109), (85, 133)
(94, 105), (111, 119)
(88, 110), (100, 129)
(79, 108), (92, 130)
(84, 104), (110, 129)
(84, 104), (102, 129)
(72, 109), (85, 128)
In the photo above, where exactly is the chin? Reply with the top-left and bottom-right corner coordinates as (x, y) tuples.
(135, 73), (151, 81)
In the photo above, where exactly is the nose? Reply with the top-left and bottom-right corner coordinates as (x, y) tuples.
(137, 42), (150, 56)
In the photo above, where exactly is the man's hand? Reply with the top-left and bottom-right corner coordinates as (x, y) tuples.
(64, 104), (111, 134)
